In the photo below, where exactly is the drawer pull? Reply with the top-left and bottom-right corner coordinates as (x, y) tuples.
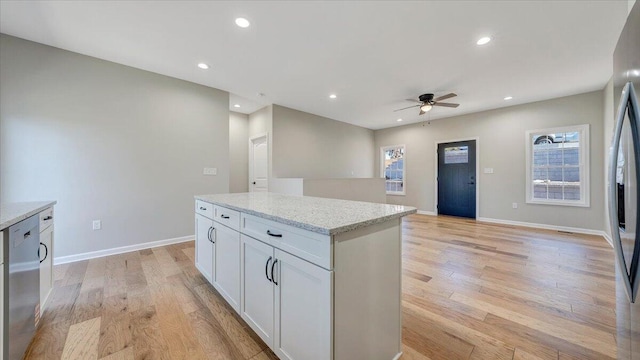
(199, 206), (207, 211)
(43, 216), (52, 221)
(265, 256), (273, 282)
(208, 227), (215, 243)
(267, 230), (282, 238)
(220, 214), (230, 219)
(271, 259), (278, 286)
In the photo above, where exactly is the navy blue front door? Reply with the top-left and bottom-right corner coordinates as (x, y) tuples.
(437, 140), (476, 218)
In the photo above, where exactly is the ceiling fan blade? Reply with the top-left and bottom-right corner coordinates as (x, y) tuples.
(419, 109), (425, 115)
(404, 98), (422, 104)
(393, 104), (421, 112)
(434, 93), (457, 102)
(433, 102), (460, 108)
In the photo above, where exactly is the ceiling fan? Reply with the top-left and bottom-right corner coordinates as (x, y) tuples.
(394, 93), (460, 115)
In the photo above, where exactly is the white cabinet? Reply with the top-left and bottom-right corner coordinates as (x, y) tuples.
(241, 235), (275, 346)
(195, 213), (215, 283)
(274, 249), (332, 360)
(39, 224), (53, 309)
(240, 235), (332, 360)
(39, 207), (54, 311)
(213, 223), (240, 312)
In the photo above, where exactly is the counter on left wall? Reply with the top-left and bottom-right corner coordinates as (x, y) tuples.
(0, 201), (57, 230)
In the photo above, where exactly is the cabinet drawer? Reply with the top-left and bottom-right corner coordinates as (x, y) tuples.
(241, 213), (332, 270)
(195, 200), (214, 220)
(214, 205), (240, 231)
(39, 207), (54, 232)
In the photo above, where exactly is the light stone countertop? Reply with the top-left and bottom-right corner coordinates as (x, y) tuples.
(195, 192), (416, 235)
(0, 201), (57, 231)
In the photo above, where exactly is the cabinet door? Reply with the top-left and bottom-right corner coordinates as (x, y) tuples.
(39, 226), (54, 310)
(274, 249), (332, 360)
(195, 214), (215, 283)
(213, 224), (240, 312)
(241, 235), (275, 347)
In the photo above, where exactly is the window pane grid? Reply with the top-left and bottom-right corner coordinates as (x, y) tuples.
(382, 145), (405, 194)
(530, 128), (584, 204)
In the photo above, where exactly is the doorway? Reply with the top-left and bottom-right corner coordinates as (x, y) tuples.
(249, 134), (268, 192)
(436, 139), (477, 218)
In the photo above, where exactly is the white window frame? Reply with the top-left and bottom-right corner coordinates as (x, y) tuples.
(525, 124), (590, 207)
(381, 144), (406, 196)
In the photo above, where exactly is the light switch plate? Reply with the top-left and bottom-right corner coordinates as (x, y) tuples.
(483, 168), (494, 174)
(203, 167), (217, 176)
(92, 220), (102, 230)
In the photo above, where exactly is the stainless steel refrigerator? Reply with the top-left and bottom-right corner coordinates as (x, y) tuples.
(609, 2), (640, 359)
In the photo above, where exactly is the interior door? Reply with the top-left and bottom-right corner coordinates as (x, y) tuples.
(241, 235), (275, 347)
(437, 140), (476, 218)
(250, 135), (268, 192)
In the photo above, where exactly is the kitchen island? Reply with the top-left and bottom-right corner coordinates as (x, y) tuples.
(194, 192), (415, 360)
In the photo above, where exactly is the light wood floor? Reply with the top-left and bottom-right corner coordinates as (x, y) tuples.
(24, 214), (616, 360)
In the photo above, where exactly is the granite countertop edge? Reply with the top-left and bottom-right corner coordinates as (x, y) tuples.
(0, 201), (57, 231)
(195, 195), (416, 236)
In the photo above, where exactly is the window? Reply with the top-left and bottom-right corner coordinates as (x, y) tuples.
(525, 125), (589, 207)
(381, 145), (405, 195)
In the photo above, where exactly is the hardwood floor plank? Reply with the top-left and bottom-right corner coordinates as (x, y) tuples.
(60, 317), (101, 360)
(194, 283), (266, 358)
(129, 305), (171, 360)
(98, 294), (132, 358)
(99, 346), (134, 360)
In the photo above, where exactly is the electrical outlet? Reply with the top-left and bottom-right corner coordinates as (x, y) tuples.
(203, 167), (217, 176)
(92, 220), (102, 230)
(484, 168), (494, 174)
(512, 203), (518, 209)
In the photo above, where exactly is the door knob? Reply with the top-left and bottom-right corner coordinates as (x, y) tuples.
(252, 181), (256, 185)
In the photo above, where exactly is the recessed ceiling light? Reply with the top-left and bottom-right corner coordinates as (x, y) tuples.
(329, 94), (337, 99)
(397, 118), (403, 122)
(197, 63), (209, 70)
(504, 96), (513, 100)
(476, 36), (491, 45)
(234, 104), (241, 108)
(235, 18), (250, 28)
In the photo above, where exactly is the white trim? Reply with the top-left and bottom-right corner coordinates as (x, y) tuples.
(603, 232), (613, 248)
(477, 217), (611, 246)
(435, 137), (480, 218)
(392, 352), (403, 360)
(53, 234), (194, 265)
(525, 124), (590, 207)
(416, 210), (437, 216)
(380, 144), (406, 196)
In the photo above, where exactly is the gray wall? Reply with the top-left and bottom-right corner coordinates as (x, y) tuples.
(0, 34), (230, 258)
(272, 105), (375, 179)
(374, 91), (605, 231)
(230, 111), (249, 193)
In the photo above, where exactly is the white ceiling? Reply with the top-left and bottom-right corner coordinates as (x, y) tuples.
(0, 1), (629, 129)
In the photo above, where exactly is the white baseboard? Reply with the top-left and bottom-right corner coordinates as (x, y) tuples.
(54, 234), (194, 265)
(477, 217), (612, 247)
(602, 232), (614, 248)
(416, 210), (437, 216)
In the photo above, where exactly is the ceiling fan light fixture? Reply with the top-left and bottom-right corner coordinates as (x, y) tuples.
(420, 104), (433, 112)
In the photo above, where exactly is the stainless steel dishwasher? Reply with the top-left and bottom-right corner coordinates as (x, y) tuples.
(7, 214), (40, 360)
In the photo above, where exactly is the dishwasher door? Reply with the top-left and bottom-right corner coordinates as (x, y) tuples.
(8, 215), (40, 360)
